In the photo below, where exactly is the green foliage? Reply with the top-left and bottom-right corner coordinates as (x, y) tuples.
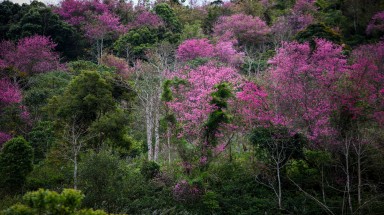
(5, 3), (84, 60)
(2, 189), (107, 215)
(114, 26), (158, 59)
(27, 121), (55, 163)
(78, 150), (128, 213)
(315, 0), (348, 28)
(250, 126), (307, 162)
(0, 104), (28, 135)
(24, 71), (72, 119)
(140, 160), (160, 180)
(205, 83), (233, 147)
(180, 21), (206, 41)
(296, 23), (343, 47)
(202, 5), (231, 34)
(205, 161), (277, 214)
(0, 137), (33, 193)
(55, 71), (115, 126)
(154, 3), (182, 34)
(0, 1), (21, 40)
(89, 109), (132, 150)
(67, 61), (113, 75)
(161, 79), (174, 102)
(25, 144), (72, 191)
(202, 191), (220, 211)
(3, 204), (34, 215)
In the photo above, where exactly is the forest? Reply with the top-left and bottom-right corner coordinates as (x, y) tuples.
(0, 0), (384, 214)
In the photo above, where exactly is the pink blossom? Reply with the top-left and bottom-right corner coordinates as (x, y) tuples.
(84, 11), (125, 40)
(132, 11), (163, 28)
(0, 78), (22, 105)
(101, 54), (132, 77)
(367, 11), (384, 35)
(213, 13), (270, 45)
(167, 64), (241, 140)
(176, 38), (244, 66)
(267, 39), (347, 140)
(0, 132), (11, 146)
(176, 38), (215, 61)
(0, 36), (62, 75)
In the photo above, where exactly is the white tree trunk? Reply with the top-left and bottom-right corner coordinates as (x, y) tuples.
(154, 103), (160, 161)
(344, 138), (353, 214)
(146, 97), (153, 161)
(73, 151), (78, 190)
(153, 89), (161, 162)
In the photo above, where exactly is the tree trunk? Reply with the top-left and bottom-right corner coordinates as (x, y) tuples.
(277, 162), (282, 210)
(73, 151), (78, 190)
(345, 139), (353, 214)
(146, 97), (153, 161)
(154, 101), (160, 161)
(167, 126), (171, 164)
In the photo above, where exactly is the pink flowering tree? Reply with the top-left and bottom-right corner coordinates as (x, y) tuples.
(176, 38), (244, 67)
(235, 81), (269, 130)
(131, 11), (164, 29)
(100, 54), (132, 78)
(267, 39), (347, 141)
(166, 63), (244, 166)
(272, 0), (316, 43)
(0, 78), (22, 105)
(348, 41), (384, 125)
(0, 78), (29, 142)
(55, 0), (126, 63)
(367, 11), (384, 36)
(55, 0), (109, 26)
(84, 11), (125, 64)
(0, 132), (11, 147)
(213, 13), (270, 46)
(0, 36), (62, 80)
(176, 38), (215, 62)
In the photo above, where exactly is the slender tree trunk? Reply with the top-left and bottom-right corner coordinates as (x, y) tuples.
(154, 101), (160, 161)
(357, 152), (361, 209)
(277, 161), (282, 210)
(167, 126), (171, 164)
(73, 151), (78, 190)
(97, 40), (100, 65)
(100, 38), (103, 62)
(322, 166), (326, 204)
(354, 140), (363, 211)
(146, 97), (153, 161)
(345, 139), (353, 214)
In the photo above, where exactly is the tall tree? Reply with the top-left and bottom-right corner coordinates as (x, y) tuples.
(0, 137), (33, 194)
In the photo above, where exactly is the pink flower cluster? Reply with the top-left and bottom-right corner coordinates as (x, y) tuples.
(173, 180), (202, 203)
(267, 39), (347, 140)
(0, 35), (62, 75)
(176, 38), (244, 66)
(367, 11), (384, 35)
(213, 13), (270, 45)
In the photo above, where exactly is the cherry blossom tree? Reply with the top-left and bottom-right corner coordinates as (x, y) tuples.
(366, 11), (384, 36)
(55, 0), (108, 26)
(213, 13), (270, 46)
(176, 38), (244, 67)
(84, 11), (125, 64)
(176, 38), (214, 62)
(0, 35), (62, 79)
(347, 41), (384, 125)
(271, 0), (316, 43)
(0, 78), (28, 142)
(131, 11), (164, 29)
(0, 132), (11, 146)
(267, 39), (347, 141)
(167, 64), (241, 164)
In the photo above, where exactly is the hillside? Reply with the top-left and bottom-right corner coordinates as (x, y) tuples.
(1, 0), (384, 214)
